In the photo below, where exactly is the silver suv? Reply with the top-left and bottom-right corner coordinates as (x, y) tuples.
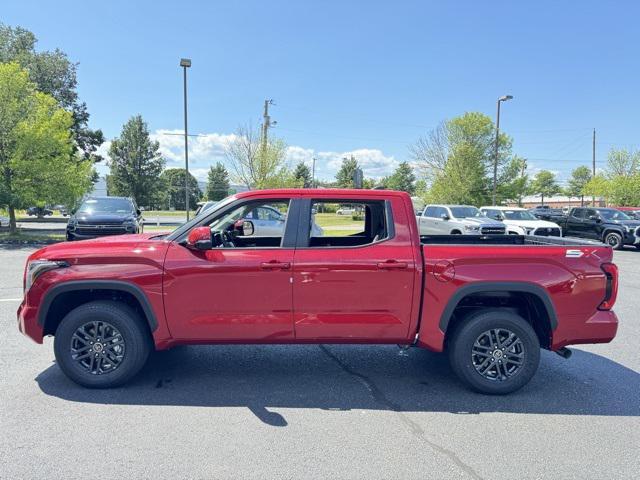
(418, 205), (506, 235)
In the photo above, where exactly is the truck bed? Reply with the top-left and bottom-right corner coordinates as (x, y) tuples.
(420, 234), (605, 246)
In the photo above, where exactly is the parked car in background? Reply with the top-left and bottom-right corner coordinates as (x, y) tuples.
(229, 204), (323, 237)
(66, 196), (143, 241)
(418, 205), (506, 235)
(26, 206), (53, 218)
(558, 207), (640, 250)
(480, 206), (562, 236)
(614, 206), (640, 220)
(195, 201), (218, 217)
(336, 206), (356, 216)
(18, 189), (619, 394)
(0, 215), (9, 228)
(528, 205), (565, 222)
(53, 204), (69, 216)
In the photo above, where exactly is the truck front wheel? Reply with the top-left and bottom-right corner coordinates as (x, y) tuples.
(448, 309), (540, 394)
(53, 301), (151, 388)
(604, 231), (623, 250)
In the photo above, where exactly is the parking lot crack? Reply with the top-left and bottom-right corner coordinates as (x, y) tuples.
(318, 345), (483, 480)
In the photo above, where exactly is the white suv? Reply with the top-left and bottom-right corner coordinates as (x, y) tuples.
(479, 206), (562, 236)
(418, 205), (506, 235)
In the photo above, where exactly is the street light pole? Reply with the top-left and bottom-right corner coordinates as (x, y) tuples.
(492, 94), (513, 205)
(180, 58), (192, 221)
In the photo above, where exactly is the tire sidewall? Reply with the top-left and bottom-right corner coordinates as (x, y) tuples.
(54, 301), (150, 388)
(604, 232), (623, 250)
(449, 310), (541, 395)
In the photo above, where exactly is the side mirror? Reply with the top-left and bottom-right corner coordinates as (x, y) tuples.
(186, 226), (212, 250)
(440, 213), (450, 220)
(496, 214), (505, 221)
(136, 208), (142, 216)
(241, 220), (254, 236)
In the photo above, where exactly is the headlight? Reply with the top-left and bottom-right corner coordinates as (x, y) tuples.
(24, 260), (68, 293)
(464, 225), (480, 231)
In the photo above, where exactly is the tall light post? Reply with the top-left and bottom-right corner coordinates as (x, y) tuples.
(492, 94), (513, 205)
(180, 58), (192, 220)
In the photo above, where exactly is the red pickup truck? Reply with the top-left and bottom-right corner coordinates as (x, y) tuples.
(18, 189), (619, 394)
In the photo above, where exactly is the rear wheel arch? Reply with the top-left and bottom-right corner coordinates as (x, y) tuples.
(440, 282), (557, 349)
(39, 280), (158, 337)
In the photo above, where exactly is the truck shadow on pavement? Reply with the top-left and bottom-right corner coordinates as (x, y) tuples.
(35, 345), (640, 426)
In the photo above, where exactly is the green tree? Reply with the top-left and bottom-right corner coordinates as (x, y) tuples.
(108, 115), (165, 207)
(293, 161), (313, 188)
(385, 161), (416, 194)
(530, 170), (560, 205)
(566, 166), (592, 206)
(0, 63), (93, 232)
(606, 148), (639, 177)
(412, 112), (512, 205)
(0, 23), (104, 161)
(160, 168), (201, 210)
(206, 162), (230, 201)
(225, 125), (298, 188)
(497, 156), (529, 206)
(335, 156), (359, 188)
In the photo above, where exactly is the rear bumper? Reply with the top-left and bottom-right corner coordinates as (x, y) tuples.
(551, 310), (618, 350)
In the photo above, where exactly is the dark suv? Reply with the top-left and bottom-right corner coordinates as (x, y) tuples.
(66, 196), (142, 241)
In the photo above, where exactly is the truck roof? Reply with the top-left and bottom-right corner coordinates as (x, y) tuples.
(234, 188), (410, 198)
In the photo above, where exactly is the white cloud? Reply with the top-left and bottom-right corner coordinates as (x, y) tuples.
(96, 130), (400, 182)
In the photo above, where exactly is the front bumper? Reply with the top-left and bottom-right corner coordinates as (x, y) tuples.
(66, 226), (138, 240)
(17, 299), (43, 344)
(623, 228), (640, 245)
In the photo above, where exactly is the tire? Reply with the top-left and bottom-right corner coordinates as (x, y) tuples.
(448, 309), (540, 395)
(53, 301), (151, 388)
(604, 231), (623, 250)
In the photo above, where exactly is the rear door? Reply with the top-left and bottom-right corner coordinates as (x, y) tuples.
(292, 196), (418, 341)
(565, 208), (585, 236)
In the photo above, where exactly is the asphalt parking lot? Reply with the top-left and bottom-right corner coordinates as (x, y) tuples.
(0, 245), (638, 479)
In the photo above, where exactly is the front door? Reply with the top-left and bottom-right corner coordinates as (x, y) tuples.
(163, 198), (296, 341)
(292, 197), (418, 341)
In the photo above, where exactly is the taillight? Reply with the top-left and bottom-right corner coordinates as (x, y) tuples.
(598, 262), (619, 311)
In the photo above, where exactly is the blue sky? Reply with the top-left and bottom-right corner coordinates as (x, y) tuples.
(3, 0), (639, 183)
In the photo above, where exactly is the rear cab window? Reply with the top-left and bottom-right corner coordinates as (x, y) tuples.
(304, 199), (391, 248)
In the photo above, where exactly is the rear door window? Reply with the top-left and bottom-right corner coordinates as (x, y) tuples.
(305, 200), (390, 247)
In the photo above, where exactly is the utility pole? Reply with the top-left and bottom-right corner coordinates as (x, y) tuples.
(261, 99), (276, 153)
(518, 158), (527, 207)
(312, 157), (316, 188)
(592, 128), (596, 206)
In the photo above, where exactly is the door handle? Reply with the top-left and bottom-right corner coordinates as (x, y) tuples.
(261, 261), (291, 270)
(377, 261), (408, 270)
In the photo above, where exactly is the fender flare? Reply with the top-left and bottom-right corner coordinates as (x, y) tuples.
(439, 281), (558, 332)
(37, 280), (158, 331)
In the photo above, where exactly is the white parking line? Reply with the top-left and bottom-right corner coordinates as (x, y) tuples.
(0, 298), (22, 302)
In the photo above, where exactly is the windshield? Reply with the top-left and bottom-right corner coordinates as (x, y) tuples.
(450, 206), (481, 218)
(598, 209), (631, 221)
(165, 194), (238, 241)
(78, 198), (133, 214)
(503, 210), (537, 221)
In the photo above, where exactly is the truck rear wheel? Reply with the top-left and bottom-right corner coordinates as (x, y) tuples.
(53, 301), (151, 388)
(448, 309), (540, 394)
